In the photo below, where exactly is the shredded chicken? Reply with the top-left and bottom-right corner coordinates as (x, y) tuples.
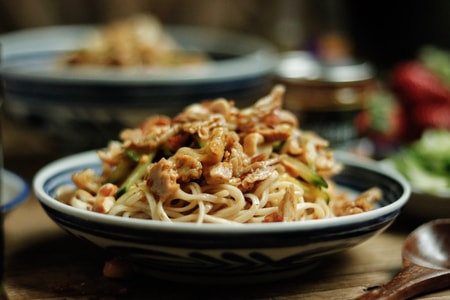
(64, 14), (209, 68)
(330, 187), (383, 216)
(58, 85), (383, 223)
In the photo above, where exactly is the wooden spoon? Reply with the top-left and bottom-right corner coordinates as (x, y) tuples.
(355, 218), (450, 299)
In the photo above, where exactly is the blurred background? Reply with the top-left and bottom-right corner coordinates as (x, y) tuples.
(1, 0), (450, 158)
(1, 0), (450, 70)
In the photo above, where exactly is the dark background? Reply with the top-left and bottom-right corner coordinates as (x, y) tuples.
(1, 0), (449, 72)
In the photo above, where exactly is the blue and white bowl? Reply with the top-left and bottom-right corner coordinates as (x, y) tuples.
(3, 169), (30, 214)
(33, 151), (410, 284)
(0, 25), (277, 152)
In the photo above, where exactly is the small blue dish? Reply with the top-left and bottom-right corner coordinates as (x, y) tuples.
(33, 150), (410, 284)
(3, 169), (30, 214)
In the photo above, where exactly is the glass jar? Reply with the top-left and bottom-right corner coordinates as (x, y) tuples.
(275, 51), (375, 148)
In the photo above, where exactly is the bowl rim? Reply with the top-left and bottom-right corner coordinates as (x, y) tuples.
(379, 159), (450, 198)
(0, 24), (278, 84)
(3, 169), (30, 213)
(33, 150), (410, 234)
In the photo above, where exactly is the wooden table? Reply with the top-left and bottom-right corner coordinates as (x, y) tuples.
(3, 117), (450, 299)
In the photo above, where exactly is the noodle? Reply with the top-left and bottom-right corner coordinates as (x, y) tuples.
(57, 85), (382, 223)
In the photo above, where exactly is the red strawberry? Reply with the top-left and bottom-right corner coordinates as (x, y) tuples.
(391, 61), (450, 105)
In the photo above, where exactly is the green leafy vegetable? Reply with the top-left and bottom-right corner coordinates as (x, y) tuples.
(390, 129), (450, 193)
(281, 155), (328, 188)
(419, 45), (450, 83)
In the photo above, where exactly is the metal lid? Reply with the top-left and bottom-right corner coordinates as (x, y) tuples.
(276, 51), (374, 83)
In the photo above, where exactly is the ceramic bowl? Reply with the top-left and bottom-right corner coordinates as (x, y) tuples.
(33, 150), (410, 284)
(0, 25), (277, 152)
(379, 160), (450, 220)
(3, 169), (30, 214)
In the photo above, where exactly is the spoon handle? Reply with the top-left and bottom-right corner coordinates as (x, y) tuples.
(355, 263), (450, 300)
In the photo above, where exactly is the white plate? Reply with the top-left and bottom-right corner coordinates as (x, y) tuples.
(2, 169), (30, 214)
(379, 160), (450, 219)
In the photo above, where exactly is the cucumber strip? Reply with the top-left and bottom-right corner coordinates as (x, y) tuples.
(281, 155), (328, 188)
(117, 152), (156, 197)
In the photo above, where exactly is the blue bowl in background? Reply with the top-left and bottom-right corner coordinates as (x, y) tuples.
(0, 25), (277, 152)
(3, 169), (30, 214)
